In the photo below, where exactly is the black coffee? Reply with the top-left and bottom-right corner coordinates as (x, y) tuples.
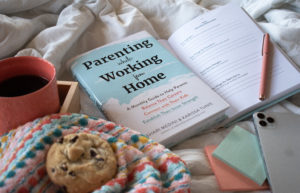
(0, 75), (49, 97)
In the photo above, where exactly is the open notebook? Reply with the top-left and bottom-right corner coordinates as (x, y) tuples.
(167, 3), (300, 123)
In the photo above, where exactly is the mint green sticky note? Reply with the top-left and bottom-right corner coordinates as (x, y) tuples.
(212, 126), (267, 185)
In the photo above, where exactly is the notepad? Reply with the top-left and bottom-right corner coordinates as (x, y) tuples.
(212, 126), (267, 185)
(205, 145), (269, 191)
(168, 3), (300, 124)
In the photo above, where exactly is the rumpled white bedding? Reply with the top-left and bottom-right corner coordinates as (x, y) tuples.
(1, 0), (300, 192)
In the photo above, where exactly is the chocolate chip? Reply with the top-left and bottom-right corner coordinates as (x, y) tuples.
(95, 155), (104, 161)
(56, 189), (65, 193)
(58, 137), (64, 144)
(60, 163), (68, 171)
(70, 135), (78, 143)
(62, 186), (67, 192)
(68, 171), (76, 177)
(51, 168), (55, 173)
(90, 149), (96, 157)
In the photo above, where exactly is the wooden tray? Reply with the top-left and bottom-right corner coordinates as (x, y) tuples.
(57, 80), (80, 113)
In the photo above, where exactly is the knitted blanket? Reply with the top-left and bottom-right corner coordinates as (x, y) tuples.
(0, 113), (191, 193)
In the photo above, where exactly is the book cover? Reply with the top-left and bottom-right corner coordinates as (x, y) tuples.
(70, 32), (229, 147)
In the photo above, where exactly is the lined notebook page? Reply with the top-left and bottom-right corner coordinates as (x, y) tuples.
(168, 3), (300, 119)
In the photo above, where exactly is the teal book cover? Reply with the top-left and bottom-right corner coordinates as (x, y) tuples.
(70, 31), (229, 146)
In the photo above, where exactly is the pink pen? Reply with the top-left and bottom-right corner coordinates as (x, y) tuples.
(259, 33), (270, 100)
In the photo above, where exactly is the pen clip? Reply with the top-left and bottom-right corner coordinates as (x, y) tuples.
(262, 34), (266, 56)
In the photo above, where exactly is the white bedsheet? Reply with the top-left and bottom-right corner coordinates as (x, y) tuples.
(1, 0), (300, 192)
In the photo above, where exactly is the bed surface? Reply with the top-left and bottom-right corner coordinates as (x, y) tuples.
(1, 0), (300, 192)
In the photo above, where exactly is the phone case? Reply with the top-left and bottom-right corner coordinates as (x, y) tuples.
(252, 112), (300, 193)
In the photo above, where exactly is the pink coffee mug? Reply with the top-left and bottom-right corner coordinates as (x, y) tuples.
(0, 56), (60, 135)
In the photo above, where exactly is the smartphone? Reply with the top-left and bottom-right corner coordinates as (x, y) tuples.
(252, 112), (300, 193)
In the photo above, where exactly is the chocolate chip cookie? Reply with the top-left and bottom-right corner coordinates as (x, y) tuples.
(46, 133), (117, 193)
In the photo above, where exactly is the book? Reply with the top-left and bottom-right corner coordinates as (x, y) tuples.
(167, 3), (300, 124)
(204, 145), (269, 191)
(70, 32), (229, 147)
(70, 3), (300, 146)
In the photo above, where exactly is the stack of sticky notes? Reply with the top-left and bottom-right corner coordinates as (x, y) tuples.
(204, 126), (269, 191)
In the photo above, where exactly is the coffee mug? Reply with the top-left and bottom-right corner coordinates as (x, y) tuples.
(0, 56), (60, 135)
